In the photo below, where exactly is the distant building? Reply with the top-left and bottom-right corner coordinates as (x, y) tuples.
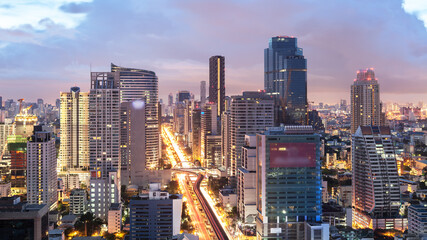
(177, 91), (191, 103)
(129, 183), (183, 240)
(108, 203), (122, 233)
(200, 81), (206, 106)
(350, 69), (381, 134)
(221, 111), (231, 173)
(27, 126), (57, 210)
(0, 181), (11, 197)
(70, 189), (87, 215)
(201, 103), (218, 167)
(0, 196), (49, 240)
(352, 126), (404, 230)
(191, 108), (202, 162)
(256, 126), (325, 239)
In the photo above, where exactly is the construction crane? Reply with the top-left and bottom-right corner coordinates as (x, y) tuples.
(17, 98), (32, 115)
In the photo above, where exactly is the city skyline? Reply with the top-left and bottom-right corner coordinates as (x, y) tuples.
(0, 0), (427, 104)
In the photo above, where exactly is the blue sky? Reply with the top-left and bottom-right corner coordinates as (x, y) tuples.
(1, 0), (427, 104)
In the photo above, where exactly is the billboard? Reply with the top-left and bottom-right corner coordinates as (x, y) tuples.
(269, 142), (316, 168)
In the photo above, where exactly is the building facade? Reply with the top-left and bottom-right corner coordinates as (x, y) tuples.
(26, 126), (57, 210)
(352, 126), (401, 230)
(264, 36), (308, 125)
(350, 68), (381, 134)
(256, 126), (323, 239)
(59, 86), (89, 171)
(70, 189), (88, 215)
(209, 55), (225, 116)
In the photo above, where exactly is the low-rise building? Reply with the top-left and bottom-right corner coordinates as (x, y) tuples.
(108, 203), (122, 233)
(219, 188), (237, 209)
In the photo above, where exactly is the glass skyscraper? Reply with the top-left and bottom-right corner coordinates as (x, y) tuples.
(264, 36), (307, 125)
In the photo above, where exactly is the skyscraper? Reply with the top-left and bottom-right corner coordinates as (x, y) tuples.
(59, 87), (89, 170)
(89, 72), (121, 219)
(200, 103), (219, 167)
(111, 63), (159, 169)
(264, 36), (308, 125)
(352, 126), (402, 230)
(192, 108), (202, 162)
(209, 55), (225, 116)
(120, 100), (146, 186)
(27, 126), (57, 210)
(200, 81), (206, 106)
(230, 91), (274, 178)
(256, 126), (326, 239)
(350, 68), (381, 134)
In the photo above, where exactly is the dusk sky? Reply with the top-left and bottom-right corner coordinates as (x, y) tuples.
(1, 0), (427, 105)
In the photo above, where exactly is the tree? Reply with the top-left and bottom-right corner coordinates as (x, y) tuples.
(75, 212), (104, 236)
(166, 180), (179, 194)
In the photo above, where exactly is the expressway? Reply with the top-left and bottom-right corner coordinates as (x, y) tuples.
(162, 124), (229, 240)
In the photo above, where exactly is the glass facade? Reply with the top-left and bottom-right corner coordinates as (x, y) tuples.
(264, 36), (307, 125)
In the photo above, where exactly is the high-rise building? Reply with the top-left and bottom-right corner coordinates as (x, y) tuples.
(0, 122), (12, 156)
(129, 183), (182, 239)
(230, 91), (274, 178)
(408, 204), (427, 236)
(201, 103), (218, 167)
(350, 68), (381, 134)
(221, 111), (231, 174)
(177, 90), (191, 103)
(237, 135), (257, 229)
(8, 135), (27, 191)
(256, 126), (325, 239)
(192, 108), (202, 162)
(120, 100), (146, 186)
(200, 81), (206, 106)
(209, 56), (225, 116)
(173, 102), (185, 135)
(26, 126), (57, 210)
(168, 93), (173, 107)
(70, 189), (88, 215)
(89, 72), (121, 219)
(264, 36), (308, 125)
(352, 126), (402, 230)
(59, 87), (89, 170)
(112, 63), (159, 169)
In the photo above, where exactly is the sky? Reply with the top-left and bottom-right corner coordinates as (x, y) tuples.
(1, 0), (427, 105)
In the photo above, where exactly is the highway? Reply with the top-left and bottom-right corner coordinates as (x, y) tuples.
(162, 124), (230, 240)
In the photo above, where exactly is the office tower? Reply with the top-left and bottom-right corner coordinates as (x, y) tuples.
(27, 126), (57, 210)
(221, 111), (231, 173)
(177, 90), (191, 103)
(0, 196), (49, 240)
(256, 126), (326, 239)
(206, 135), (222, 168)
(173, 102), (185, 134)
(201, 103), (218, 167)
(59, 87), (89, 170)
(237, 135), (257, 228)
(70, 189), (88, 215)
(350, 68), (381, 134)
(264, 36), (308, 125)
(352, 126), (402, 230)
(129, 183), (182, 239)
(168, 93), (173, 106)
(8, 135), (27, 191)
(230, 91), (274, 178)
(209, 55), (225, 116)
(112, 63), (159, 169)
(192, 108), (202, 162)
(120, 100), (146, 186)
(89, 72), (121, 219)
(200, 81), (206, 106)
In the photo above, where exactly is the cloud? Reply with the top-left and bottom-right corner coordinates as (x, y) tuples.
(0, 0), (427, 105)
(59, 2), (92, 14)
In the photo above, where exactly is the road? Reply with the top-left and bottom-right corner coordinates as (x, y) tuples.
(162, 124), (230, 240)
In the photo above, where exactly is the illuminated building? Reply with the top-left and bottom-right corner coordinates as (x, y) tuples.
(120, 100), (146, 186)
(209, 55), (225, 116)
(112, 63), (159, 169)
(256, 126), (326, 239)
(221, 111), (231, 174)
(89, 72), (121, 219)
(264, 36), (308, 125)
(350, 68), (381, 134)
(200, 80), (206, 106)
(14, 106), (37, 138)
(59, 86), (89, 170)
(8, 134), (27, 190)
(352, 126), (403, 230)
(26, 126), (57, 210)
(230, 91), (274, 178)
(191, 108), (202, 162)
(201, 103), (218, 167)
